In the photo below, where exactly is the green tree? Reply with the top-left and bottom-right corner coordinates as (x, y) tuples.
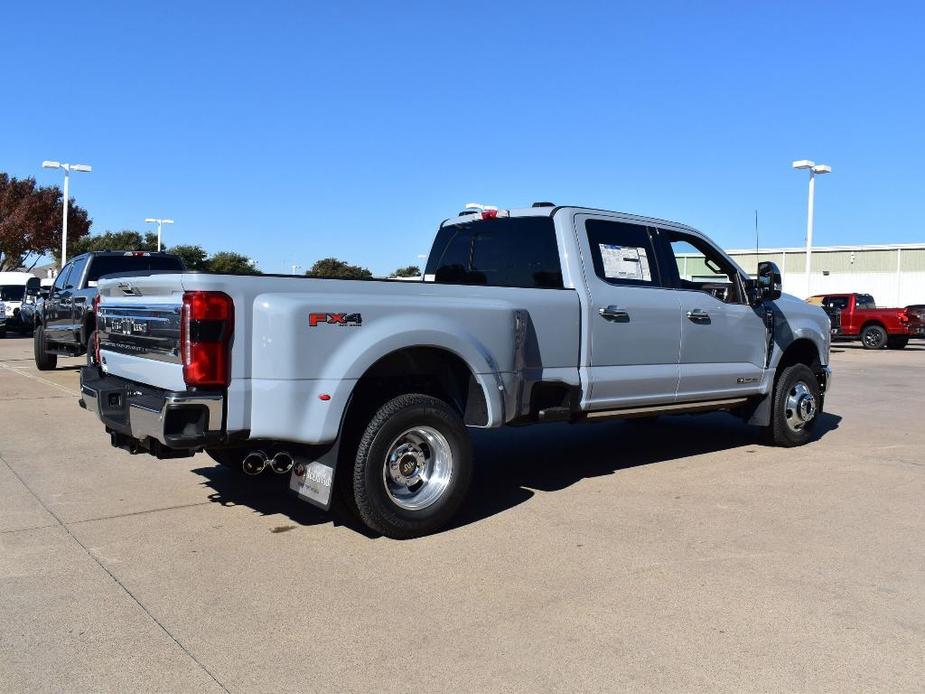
(72, 229), (157, 255)
(392, 265), (421, 278)
(167, 244), (209, 270)
(0, 173), (92, 270)
(306, 257), (373, 280)
(207, 251), (260, 274)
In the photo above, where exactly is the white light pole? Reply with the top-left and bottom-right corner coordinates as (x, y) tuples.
(291, 264), (302, 275)
(42, 160), (92, 267)
(792, 160), (832, 296)
(144, 217), (175, 251)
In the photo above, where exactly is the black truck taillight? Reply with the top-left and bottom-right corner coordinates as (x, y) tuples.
(180, 291), (234, 387)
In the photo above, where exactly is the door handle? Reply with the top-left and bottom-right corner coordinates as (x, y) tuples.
(686, 308), (711, 322)
(599, 305), (630, 321)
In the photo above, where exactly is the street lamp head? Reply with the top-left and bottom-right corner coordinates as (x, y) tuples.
(811, 164), (832, 175)
(42, 161), (62, 169)
(70, 164), (92, 173)
(792, 160), (815, 170)
(162, 219), (175, 225)
(144, 218), (157, 223)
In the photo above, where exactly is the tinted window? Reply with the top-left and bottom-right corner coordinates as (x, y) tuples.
(0, 285), (26, 301)
(52, 264), (72, 292)
(425, 217), (563, 289)
(823, 296), (849, 310)
(86, 255), (185, 283)
(856, 294), (876, 309)
(65, 256), (89, 289)
(584, 220), (658, 286)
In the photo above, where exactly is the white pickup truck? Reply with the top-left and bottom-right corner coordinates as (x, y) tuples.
(80, 203), (832, 538)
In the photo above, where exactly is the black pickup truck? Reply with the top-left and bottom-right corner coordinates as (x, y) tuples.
(34, 251), (185, 369)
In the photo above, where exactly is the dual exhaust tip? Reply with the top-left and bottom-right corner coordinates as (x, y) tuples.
(242, 451), (294, 476)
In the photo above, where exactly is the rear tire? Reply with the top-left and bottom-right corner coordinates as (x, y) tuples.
(887, 336), (909, 350)
(352, 393), (472, 539)
(861, 324), (887, 350)
(768, 363), (821, 447)
(33, 325), (57, 370)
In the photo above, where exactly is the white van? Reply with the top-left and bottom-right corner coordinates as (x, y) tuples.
(0, 272), (40, 329)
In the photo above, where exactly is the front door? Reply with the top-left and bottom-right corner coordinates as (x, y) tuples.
(45, 263), (73, 341)
(659, 228), (768, 401)
(574, 215), (681, 410)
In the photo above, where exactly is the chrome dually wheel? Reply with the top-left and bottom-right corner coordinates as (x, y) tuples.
(351, 393), (473, 539)
(784, 381), (817, 432)
(383, 426), (454, 510)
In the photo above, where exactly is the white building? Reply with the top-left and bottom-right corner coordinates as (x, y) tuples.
(695, 243), (925, 307)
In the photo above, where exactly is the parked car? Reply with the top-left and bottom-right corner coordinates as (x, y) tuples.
(0, 272), (41, 333)
(0, 301), (6, 338)
(79, 204), (832, 538)
(806, 293), (925, 349)
(33, 251), (186, 369)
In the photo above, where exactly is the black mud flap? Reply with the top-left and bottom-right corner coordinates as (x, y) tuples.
(288, 440), (341, 511)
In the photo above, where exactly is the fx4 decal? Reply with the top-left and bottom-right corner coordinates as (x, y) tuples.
(309, 312), (363, 327)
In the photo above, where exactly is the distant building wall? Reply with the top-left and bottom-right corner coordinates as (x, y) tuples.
(684, 244), (925, 307)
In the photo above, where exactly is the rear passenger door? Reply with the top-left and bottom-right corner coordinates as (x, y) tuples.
(573, 215), (681, 410)
(658, 228), (768, 401)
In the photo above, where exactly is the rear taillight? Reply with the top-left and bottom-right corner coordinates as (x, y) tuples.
(180, 291), (234, 388)
(92, 293), (101, 364)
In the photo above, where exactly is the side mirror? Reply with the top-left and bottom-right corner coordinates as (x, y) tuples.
(756, 261), (782, 302)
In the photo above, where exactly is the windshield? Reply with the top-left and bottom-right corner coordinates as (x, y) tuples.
(0, 285), (26, 301)
(856, 294), (876, 309)
(86, 256), (185, 283)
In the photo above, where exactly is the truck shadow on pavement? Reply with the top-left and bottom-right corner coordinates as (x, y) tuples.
(192, 410), (841, 538)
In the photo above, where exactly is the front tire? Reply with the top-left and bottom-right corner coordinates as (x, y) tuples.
(33, 325), (57, 370)
(768, 363), (821, 447)
(861, 324), (887, 350)
(352, 393), (472, 539)
(887, 336), (909, 350)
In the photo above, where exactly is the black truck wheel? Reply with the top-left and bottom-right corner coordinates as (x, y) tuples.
(768, 363), (821, 447)
(887, 336), (909, 350)
(861, 324), (887, 350)
(352, 393), (472, 539)
(33, 325), (58, 371)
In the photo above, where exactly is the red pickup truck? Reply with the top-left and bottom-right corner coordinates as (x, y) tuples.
(807, 293), (925, 349)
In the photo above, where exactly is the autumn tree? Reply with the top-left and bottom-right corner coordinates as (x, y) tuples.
(306, 257), (373, 280)
(392, 265), (421, 278)
(0, 173), (92, 271)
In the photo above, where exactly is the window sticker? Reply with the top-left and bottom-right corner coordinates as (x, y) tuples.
(599, 244), (651, 281)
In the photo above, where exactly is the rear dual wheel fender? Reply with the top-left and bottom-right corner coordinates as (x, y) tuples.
(351, 393), (472, 539)
(768, 363), (821, 447)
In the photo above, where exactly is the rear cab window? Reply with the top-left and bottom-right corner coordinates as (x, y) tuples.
(425, 216), (563, 289)
(86, 255), (185, 284)
(855, 294), (876, 309)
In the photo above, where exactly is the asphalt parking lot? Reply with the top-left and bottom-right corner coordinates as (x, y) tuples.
(1, 334), (923, 693)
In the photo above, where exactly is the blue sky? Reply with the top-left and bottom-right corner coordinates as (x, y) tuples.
(2, 1), (923, 274)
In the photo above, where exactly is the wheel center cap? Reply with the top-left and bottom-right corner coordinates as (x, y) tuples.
(798, 395), (816, 421)
(399, 454), (418, 477)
